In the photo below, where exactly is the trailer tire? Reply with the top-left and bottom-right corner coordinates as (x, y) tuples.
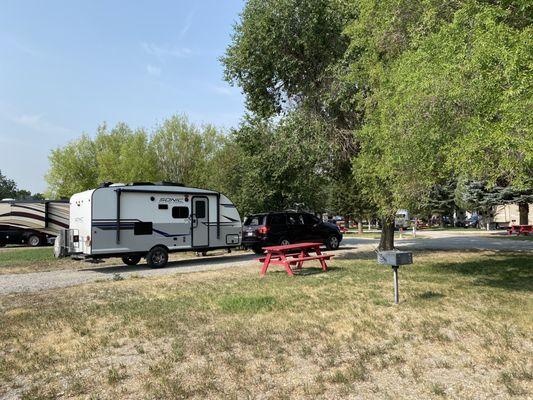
(28, 235), (42, 247)
(122, 255), (142, 266)
(146, 246), (168, 268)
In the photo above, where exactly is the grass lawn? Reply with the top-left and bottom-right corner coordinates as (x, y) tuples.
(0, 250), (531, 399)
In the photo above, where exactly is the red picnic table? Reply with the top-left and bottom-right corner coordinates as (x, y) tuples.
(258, 242), (333, 277)
(507, 225), (532, 236)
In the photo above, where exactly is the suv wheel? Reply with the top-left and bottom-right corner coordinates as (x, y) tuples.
(146, 246), (169, 268)
(28, 235), (42, 247)
(325, 235), (340, 250)
(279, 238), (291, 246)
(122, 255), (141, 266)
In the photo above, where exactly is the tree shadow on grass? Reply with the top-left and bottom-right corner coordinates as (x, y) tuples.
(431, 253), (533, 292)
(335, 251), (377, 261)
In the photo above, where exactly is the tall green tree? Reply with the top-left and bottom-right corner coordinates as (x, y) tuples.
(46, 116), (230, 199)
(151, 115), (225, 187)
(224, 0), (532, 249)
(0, 170), (18, 199)
(46, 135), (99, 198)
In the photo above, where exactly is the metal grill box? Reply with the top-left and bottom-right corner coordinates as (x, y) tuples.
(377, 251), (413, 266)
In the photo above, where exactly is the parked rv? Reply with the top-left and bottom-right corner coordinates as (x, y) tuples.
(55, 182), (242, 268)
(0, 199), (69, 246)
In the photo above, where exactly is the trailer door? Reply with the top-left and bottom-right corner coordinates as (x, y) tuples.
(191, 197), (209, 247)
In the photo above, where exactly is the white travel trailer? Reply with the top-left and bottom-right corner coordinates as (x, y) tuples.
(394, 209), (410, 229)
(55, 182), (242, 267)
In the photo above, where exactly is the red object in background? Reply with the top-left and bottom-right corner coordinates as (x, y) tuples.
(257, 226), (269, 235)
(507, 225), (532, 236)
(339, 226), (348, 233)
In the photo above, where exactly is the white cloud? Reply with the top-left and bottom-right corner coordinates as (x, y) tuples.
(146, 64), (161, 76)
(0, 36), (42, 58)
(141, 42), (192, 59)
(12, 113), (71, 135)
(211, 85), (237, 96)
(179, 10), (195, 39)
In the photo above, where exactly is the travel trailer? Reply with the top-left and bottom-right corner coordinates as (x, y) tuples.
(55, 182), (242, 268)
(0, 199), (69, 246)
(395, 209), (410, 229)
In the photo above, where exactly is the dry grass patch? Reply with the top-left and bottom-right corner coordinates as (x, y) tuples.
(0, 250), (531, 399)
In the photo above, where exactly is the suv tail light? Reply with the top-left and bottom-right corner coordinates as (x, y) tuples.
(257, 226), (269, 235)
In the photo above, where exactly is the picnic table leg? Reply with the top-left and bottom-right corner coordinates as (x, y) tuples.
(280, 254), (294, 276)
(260, 253), (272, 277)
(314, 246), (328, 271)
(297, 250), (306, 270)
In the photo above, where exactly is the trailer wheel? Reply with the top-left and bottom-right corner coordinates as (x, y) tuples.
(146, 246), (168, 268)
(28, 235), (42, 247)
(122, 255), (141, 266)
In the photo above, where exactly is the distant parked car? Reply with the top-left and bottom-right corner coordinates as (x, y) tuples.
(242, 211), (343, 254)
(464, 216), (480, 228)
(0, 226), (52, 247)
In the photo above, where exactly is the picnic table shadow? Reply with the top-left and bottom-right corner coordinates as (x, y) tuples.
(82, 252), (258, 274)
(265, 266), (342, 277)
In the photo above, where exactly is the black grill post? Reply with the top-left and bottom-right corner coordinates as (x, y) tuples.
(116, 189), (122, 244)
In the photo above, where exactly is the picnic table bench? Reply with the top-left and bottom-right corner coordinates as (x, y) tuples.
(257, 242), (333, 277)
(507, 225), (532, 236)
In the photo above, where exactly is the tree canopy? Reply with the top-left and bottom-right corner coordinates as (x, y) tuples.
(223, 0), (532, 248)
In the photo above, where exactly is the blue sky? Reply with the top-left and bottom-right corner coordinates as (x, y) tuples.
(0, 0), (246, 193)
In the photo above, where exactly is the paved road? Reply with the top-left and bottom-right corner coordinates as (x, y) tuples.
(0, 231), (530, 295)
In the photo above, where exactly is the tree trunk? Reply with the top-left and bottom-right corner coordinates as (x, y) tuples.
(379, 218), (395, 250)
(357, 220), (363, 234)
(518, 202), (529, 225)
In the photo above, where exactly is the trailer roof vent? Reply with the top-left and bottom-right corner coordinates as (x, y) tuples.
(126, 182), (155, 186)
(155, 181), (185, 187)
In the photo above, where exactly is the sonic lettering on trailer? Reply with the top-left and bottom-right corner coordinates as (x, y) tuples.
(158, 198), (185, 203)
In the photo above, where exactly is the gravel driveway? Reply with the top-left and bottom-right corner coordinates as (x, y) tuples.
(0, 231), (530, 295)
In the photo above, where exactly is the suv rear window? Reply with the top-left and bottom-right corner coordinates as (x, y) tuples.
(244, 215), (265, 226)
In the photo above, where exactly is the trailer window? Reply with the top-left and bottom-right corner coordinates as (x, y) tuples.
(134, 222), (153, 235)
(172, 206), (189, 219)
(195, 200), (206, 219)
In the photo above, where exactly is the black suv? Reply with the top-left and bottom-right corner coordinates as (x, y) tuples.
(242, 211), (342, 254)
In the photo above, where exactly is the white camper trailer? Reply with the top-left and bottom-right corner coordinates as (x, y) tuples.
(55, 183), (242, 268)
